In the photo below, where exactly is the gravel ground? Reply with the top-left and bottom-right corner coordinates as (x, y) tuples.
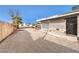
(0, 28), (78, 53)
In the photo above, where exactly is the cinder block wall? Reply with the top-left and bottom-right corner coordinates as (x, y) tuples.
(0, 22), (16, 41)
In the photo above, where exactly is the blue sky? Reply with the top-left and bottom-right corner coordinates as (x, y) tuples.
(0, 5), (74, 23)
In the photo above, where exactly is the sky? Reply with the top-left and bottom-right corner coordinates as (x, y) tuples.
(0, 5), (74, 24)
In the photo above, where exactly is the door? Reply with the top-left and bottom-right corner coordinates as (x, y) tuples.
(66, 23), (77, 35)
(66, 17), (77, 35)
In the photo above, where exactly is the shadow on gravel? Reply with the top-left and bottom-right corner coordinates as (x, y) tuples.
(0, 29), (79, 53)
(35, 37), (79, 53)
(22, 30), (79, 53)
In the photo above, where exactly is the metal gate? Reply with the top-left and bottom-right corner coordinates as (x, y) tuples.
(66, 17), (77, 35)
(66, 23), (77, 35)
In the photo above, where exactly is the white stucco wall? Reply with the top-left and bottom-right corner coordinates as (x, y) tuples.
(41, 18), (66, 32)
(49, 18), (66, 31)
(77, 15), (79, 38)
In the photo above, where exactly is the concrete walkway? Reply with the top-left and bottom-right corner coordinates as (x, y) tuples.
(0, 28), (78, 53)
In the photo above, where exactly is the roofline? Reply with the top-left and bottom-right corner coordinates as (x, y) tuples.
(36, 11), (79, 22)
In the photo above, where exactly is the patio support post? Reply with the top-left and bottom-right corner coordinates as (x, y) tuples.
(77, 15), (79, 40)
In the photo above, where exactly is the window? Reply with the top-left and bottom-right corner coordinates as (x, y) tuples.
(42, 23), (49, 29)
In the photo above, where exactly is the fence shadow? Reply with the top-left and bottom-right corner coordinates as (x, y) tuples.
(34, 37), (79, 53)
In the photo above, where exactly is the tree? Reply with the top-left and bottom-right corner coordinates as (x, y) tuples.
(9, 9), (23, 29)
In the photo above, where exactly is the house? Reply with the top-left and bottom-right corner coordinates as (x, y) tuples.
(36, 6), (79, 40)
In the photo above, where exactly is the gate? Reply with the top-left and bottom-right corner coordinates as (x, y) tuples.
(66, 17), (77, 35)
(66, 23), (77, 35)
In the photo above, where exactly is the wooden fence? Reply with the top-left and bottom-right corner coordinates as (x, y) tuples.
(0, 22), (16, 41)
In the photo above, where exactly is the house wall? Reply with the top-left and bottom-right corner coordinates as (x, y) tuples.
(49, 18), (66, 31)
(41, 18), (66, 32)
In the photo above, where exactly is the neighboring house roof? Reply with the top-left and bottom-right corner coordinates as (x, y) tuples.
(36, 11), (79, 22)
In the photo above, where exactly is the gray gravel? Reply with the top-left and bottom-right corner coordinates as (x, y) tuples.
(0, 29), (78, 53)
